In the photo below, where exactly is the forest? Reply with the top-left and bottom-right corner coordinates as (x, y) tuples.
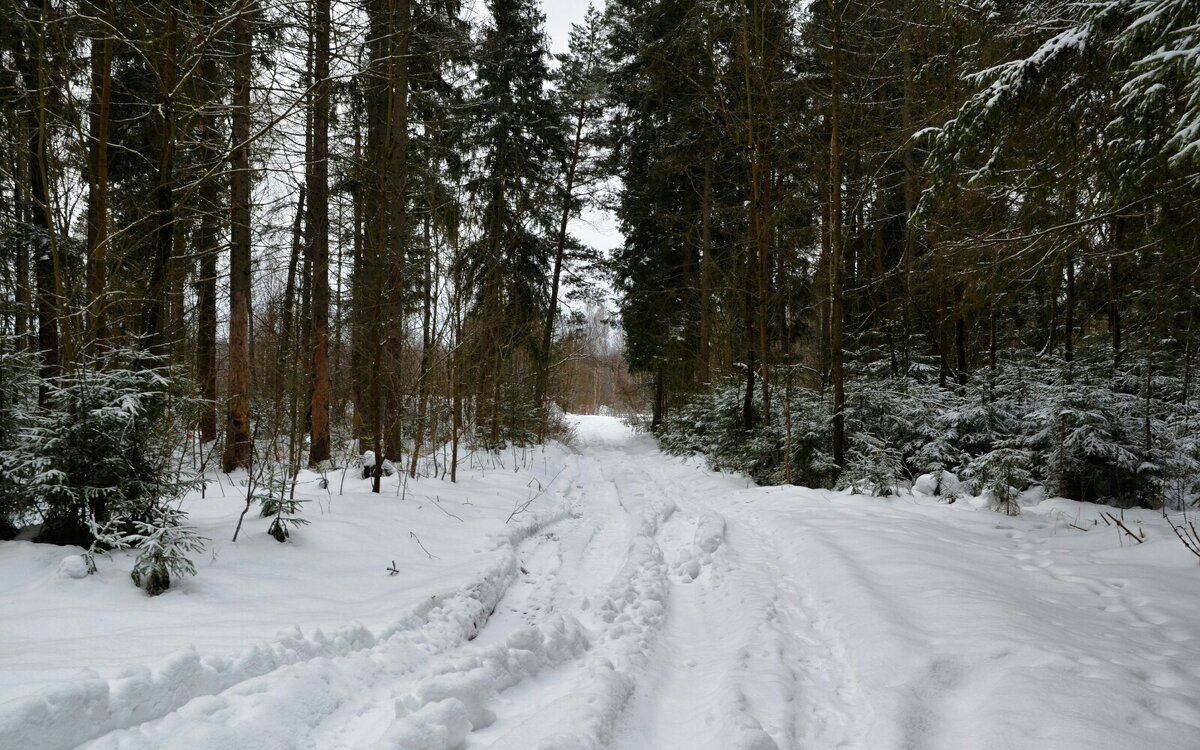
(1, 0), (1199, 565)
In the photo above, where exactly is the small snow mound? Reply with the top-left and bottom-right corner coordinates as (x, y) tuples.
(694, 513), (726, 554)
(1017, 484), (1045, 508)
(389, 615), (590, 742)
(732, 713), (780, 750)
(912, 471), (962, 499)
(55, 555), (90, 580)
(381, 698), (471, 750)
(912, 473), (937, 496)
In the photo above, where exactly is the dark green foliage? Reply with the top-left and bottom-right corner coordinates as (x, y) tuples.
(664, 352), (1200, 512)
(3, 348), (203, 547)
(658, 375), (836, 487)
(126, 505), (207, 595)
(0, 340), (39, 538)
(254, 471), (309, 543)
(463, 0), (563, 339)
(457, 0), (566, 445)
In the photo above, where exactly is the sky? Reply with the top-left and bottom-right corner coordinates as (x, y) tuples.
(541, 0), (601, 54)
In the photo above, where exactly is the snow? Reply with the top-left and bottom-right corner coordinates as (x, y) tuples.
(3, 416), (1200, 749)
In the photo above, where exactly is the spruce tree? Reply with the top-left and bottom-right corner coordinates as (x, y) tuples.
(462, 0), (564, 445)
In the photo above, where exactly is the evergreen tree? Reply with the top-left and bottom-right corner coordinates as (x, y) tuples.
(461, 0), (564, 445)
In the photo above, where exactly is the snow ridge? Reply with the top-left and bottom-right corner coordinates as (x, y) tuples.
(0, 503), (569, 750)
(381, 615), (589, 748)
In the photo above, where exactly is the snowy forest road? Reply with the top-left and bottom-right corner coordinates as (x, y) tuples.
(28, 417), (836, 750)
(5, 415), (1200, 750)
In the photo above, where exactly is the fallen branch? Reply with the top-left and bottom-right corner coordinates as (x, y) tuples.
(1104, 512), (1144, 544)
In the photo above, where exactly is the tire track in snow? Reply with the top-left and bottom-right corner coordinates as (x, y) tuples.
(732, 512), (868, 749)
(316, 437), (653, 750)
(467, 428), (681, 749)
(609, 479), (790, 750)
(462, 419), (865, 750)
(581, 423), (866, 750)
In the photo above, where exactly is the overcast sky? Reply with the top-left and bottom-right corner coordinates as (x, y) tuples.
(541, 0), (602, 54)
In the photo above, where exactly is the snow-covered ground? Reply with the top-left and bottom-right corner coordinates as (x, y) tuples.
(2, 416), (1199, 749)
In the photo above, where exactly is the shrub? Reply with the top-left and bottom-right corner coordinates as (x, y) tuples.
(0, 340), (39, 539)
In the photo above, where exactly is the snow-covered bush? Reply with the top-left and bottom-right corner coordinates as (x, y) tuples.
(841, 432), (902, 497)
(254, 469), (309, 543)
(966, 446), (1033, 516)
(8, 349), (202, 548)
(1032, 369), (1143, 506)
(658, 375), (834, 486)
(0, 339), (40, 539)
(657, 350), (1199, 513)
(127, 505), (208, 595)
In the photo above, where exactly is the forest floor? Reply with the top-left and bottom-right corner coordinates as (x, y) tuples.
(2, 415), (1199, 749)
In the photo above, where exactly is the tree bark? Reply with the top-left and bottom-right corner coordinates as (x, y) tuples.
(697, 159), (713, 385)
(381, 0), (411, 470)
(828, 0), (846, 472)
(536, 90), (589, 441)
(142, 4), (177, 361)
(20, 2), (63, 386)
(223, 0), (254, 473)
(308, 0), (332, 465)
(86, 0), (112, 346)
(195, 0), (220, 444)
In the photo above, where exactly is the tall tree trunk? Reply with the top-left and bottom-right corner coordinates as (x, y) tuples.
(12, 141), (31, 351)
(1064, 246), (1075, 379)
(900, 9), (915, 374)
(142, 4), (177, 360)
(757, 159), (771, 426)
(651, 365), (665, 431)
(86, 0), (112, 346)
(21, 2), (64, 386)
(1110, 255), (1122, 374)
(409, 213), (433, 478)
(697, 159), (713, 385)
(536, 92), (588, 441)
(279, 186), (306, 402)
(363, 2), (385, 491)
(308, 0), (332, 465)
(195, 213), (218, 442)
(350, 88), (365, 442)
(195, 0), (220, 444)
(828, 0), (846, 472)
(223, 0), (254, 473)
(954, 284), (967, 388)
(382, 0), (411, 467)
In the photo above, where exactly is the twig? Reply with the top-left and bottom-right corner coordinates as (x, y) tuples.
(1104, 512), (1144, 544)
(429, 495), (463, 522)
(1167, 514), (1200, 560)
(506, 466), (566, 524)
(387, 560), (400, 576)
(410, 531), (437, 559)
